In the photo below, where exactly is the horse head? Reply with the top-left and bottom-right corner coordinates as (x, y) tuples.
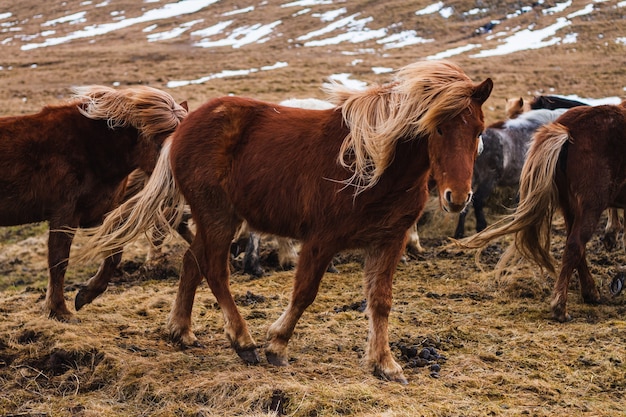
(428, 77), (492, 213)
(73, 85), (188, 175)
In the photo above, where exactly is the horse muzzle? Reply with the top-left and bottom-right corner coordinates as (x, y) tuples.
(441, 189), (473, 213)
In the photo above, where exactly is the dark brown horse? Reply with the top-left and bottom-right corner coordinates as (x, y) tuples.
(460, 102), (626, 322)
(76, 60), (492, 383)
(0, 85), (187, 321)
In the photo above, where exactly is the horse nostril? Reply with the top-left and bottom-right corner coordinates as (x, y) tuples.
(444, 190), (452, 203)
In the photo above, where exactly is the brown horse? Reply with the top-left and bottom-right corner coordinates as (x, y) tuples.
(459, 102), (626, 322)
(76, 60), (492, 383)
(0, 85), (188, 321)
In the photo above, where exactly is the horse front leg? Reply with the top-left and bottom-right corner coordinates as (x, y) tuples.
(75, 250), (122, 310)
(363, 239), (408, 384)
(265, 241), (335, 366)
(46, 227), (76, 321)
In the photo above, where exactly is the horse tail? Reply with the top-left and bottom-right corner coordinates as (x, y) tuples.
(458, 122), (571, 277)
(74, 137), (187, 262)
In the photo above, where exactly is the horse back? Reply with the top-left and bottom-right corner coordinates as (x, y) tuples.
(555, 105), (626, 207)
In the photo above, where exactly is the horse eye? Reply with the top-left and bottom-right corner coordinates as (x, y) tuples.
(436, 127), (443, 135)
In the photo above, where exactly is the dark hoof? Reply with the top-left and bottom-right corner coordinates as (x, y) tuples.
(552, 311), (572, 323)
(74, 287), (101, 311)
(266, 350), (289, 367)
(610, 272), (625, 296)
(49, 310), (79, 323)
(236, 347), (261, 365)
(244, 265), (265, 278)
(602, 234), (618, 252)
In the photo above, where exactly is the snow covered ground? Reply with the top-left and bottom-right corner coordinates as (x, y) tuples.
(1, 0), (624, 101)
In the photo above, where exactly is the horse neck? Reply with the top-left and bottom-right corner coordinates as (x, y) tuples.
(376, 135), (430, 193)
(73, 111), (148, 179)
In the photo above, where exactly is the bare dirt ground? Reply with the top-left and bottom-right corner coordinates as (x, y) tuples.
(1, 1), (626, 416)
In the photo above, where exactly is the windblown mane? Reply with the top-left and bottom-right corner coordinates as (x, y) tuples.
(73, 85), (188, 138)
(323, 60), (476, 193)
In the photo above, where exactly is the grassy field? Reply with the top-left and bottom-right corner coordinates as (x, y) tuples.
(1, 1), (626, 416)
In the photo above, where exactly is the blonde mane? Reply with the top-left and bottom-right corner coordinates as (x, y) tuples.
(72, 85), (188, 139)
(323, 60), (476, 194)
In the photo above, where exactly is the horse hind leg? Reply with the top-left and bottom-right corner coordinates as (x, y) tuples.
(602, 208), (621, 251)
(552, 210), (602, 321)
(576, 254), (601, 305)
(75, 251), (122, 310)
(168, 218), (260, 364)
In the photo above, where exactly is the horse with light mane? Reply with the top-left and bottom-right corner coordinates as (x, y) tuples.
(459, 101), (626, 322)
(75, 60), (492, 383)
(0, 85), (187, 321)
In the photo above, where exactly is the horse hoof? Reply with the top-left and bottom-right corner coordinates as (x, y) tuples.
(610, 272), (625, 296)
(602, 235), (617, 252)
(75, 289), (95, 311)
(266, 350), (289, 367)
(236, 347), (261, 365)
(552, 311), (571, 323)
(372, 366), (408, 384)
(244, 266), (265, 278)
(49, 310), (78, 323)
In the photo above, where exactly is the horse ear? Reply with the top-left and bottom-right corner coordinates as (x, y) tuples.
(180, 101), (189, 111)
(472, 78), (493, 104)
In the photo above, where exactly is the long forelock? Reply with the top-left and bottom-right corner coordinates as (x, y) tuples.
(73, 85), (187, 139)
(323, 60), (476, 194)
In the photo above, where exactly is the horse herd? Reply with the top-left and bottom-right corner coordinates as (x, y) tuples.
(1, 59), (625, 383)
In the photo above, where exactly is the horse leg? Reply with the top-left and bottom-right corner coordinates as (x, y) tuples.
(75, 251), (122, 310)
(147, 210), (195, 261)
(277, 237), (298, 270)
(576, 253), (601, 305)
(453, 210), (468, 239)
(167, 237), (206, 347)
(405, 222), (424, 255)
(243, 232), (264, 277)
(551, 208), (602, 321)
(46, 227), (76, 321)
(265, 241), (336, 367)
(602, 208), (621, 251)
(362, 239), (408, 383)
(168, 223), (259, 363)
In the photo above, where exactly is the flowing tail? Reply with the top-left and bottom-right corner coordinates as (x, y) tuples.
(74, 138), (187, 263)
(457, 123), (571, 276)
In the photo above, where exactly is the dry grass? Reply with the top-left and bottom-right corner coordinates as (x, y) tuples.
(2, 1), (626, 416)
